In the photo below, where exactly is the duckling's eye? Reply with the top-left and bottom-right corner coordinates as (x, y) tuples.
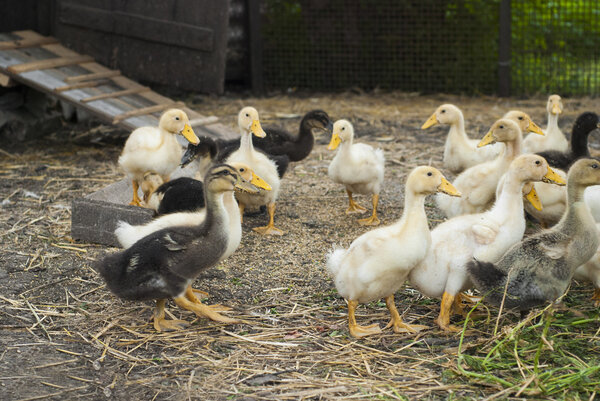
(427, 172), (433, 177)
(518, 116), (523, 120)
(245, 113), (249, 117)
(441, 110), (446, 113)
(499, 125), (504, 129)
(341, 127), (345, 131)
(535, 160), (541, 165)
(239, 168), (245, 172)
(175, 116), (180, 121)
(592, 164), (598, 169)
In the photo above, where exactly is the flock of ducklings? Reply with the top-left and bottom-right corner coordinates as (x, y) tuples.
(96, 95), (600, 338)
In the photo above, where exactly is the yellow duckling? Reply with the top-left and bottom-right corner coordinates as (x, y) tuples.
(119, 109), (199, 206)
(327, 119), (385, 226)
(523, 95), (567, 153)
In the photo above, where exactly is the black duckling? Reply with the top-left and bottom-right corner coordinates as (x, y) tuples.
(536, 112), (599, 170)
(467, 158), (600, 312)
(96, 164), (258, 332)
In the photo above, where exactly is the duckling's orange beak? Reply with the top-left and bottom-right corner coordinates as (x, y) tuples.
(250, 171), (271, 191)
(438, 177), (461, 197)
(527, 120), (544, 136)
(525, 186), (543, 211)
(251, 120), (266, 138)
(421, 113), (438, 129)
(551, 103), (562, 115)
(181, 124), (200, 145)
(542, 167), (566, 185)
(328, 133), (341, 150)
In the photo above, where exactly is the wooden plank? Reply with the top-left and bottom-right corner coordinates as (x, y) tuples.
(189, 116), (219, 126)
(65, 70), (121, 83)
(0, 72), (16, 87)
(54, 79), (107, 92)
(58, 3), (214, 52)
(0, 36), (58, 50)
(81, 87), (151, 103)
(7, 55), (94, 74)
(112, 102), (185, 124)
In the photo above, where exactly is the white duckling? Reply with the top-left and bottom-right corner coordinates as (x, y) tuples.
(421, 104), (502, 174)
(523, 95), (567, 153)
(410, 155), (565, 331)
(119, 109), (200, 206)
(326, 166), (460, 338)
(573, 226), (600, 307)
(327, 119), (385, 226)
(226, 107), (283, 235)
(435, 118), (522, 217)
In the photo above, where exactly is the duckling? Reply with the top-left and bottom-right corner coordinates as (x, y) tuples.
(118, 109), (200, 206)
(326, 166), (460, 338)
(467, 158), (600, 312)
(115, 162), (271, 250)
(523, 95), (567, 153)
(143, 137), (220, 215)
(435, 118), (524, 217)
(327, 119), (385, 226)
(421, 104), (502, 174)
(225, 107), (284, 235)
(252, 110), (333, 161)
(573, 228), (600, 307)
(97, 164), (259, 332)
(409, 155), (565, 331)
(536, 112), (600, 170)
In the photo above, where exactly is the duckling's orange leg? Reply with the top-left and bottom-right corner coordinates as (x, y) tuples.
(174, 295), (240, 324)
(348, 299), (381, 338)
(185, 285), (231, 312)
(358, 194), (381, 226)
(346, 190), (367, 214)
(129, 180), (142, 206)
(383, 295), (428, 333)
(253, 203), (284, 236)
(153, 299), (189, 332)
(435, 292), (461, 333)
(239, 202), (245, 223)
(592, 288), (600, 307)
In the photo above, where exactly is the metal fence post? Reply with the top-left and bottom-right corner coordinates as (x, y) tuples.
(248, 0), (265, 94)
(498, 0), (511, 97)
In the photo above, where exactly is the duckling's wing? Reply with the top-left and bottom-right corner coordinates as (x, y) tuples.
(124, 127), (162, 152)
(471, 224), (499, 245)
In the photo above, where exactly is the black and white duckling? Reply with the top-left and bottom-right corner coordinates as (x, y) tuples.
(224, 107), (285, 235)
(421, 104), (503, 174)
(327, 119), (385, 226)
(536, 112), (600, 170)
(523, 95), (567, 153)
(326, 166), (460, 338)
(467, 158), (600, 312)
(409, 155), (565, 331)
(143, 136), (220, 214)
(97, 164), (259, 332)
(119, 109), (200, 206)
(116, 162), (271, 249)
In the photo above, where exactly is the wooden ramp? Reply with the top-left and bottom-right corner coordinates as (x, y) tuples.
(0, 30), (237, 140)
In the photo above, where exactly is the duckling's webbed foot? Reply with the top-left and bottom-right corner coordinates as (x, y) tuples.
(253, 203), (285, 236)
(185, 285), (232, 312)
(345, 190), (367, 214)
(383, 295), (427, 334)
(358, 194), (381, 226)
(174, 295), (240, 324)
(153, 299), (189, 332)
(592, 288), (600, 307)
(451, 292), (484, 318)
(347, 299), (382, 338)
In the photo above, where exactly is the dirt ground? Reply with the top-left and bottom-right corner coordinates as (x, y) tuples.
(1, 91), (600, 400)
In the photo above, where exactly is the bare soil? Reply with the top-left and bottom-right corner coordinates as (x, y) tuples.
(1, 91), (599, 400)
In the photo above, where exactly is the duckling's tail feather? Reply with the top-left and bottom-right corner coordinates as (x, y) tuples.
(466, 259), (508, 294)
(326, 248), (346, 278)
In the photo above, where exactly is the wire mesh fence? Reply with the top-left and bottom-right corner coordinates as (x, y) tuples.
(260, 0), (600, 96)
